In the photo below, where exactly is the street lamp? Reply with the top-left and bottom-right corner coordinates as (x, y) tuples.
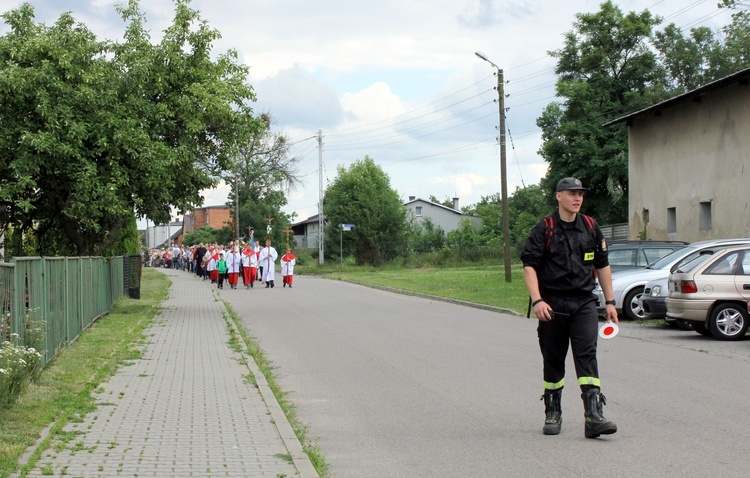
(475, 51), (512, 283)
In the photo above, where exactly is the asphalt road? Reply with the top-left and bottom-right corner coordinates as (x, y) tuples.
(221, 276), (750, 478)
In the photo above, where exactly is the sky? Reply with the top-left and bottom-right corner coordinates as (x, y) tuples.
(1, 0), (737, 227)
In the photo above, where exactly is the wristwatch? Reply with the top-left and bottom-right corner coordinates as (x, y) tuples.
(605, 300), (616, 306)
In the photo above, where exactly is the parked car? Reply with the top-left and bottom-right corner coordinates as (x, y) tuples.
(606, 240), (688, 272)
(666, 245), (750, 340)
(594, 238), (750, 320)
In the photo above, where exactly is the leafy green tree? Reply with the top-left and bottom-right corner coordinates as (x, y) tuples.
(653, 24), (717, 91)
(182, 226), (221, 246)
(0, 1), (264, 256)
(323, 156), (407, 266)
(225, 114), (300, 245)
(537, 1), (667, 224)
(104, 215), (141, 256)
(470, 186), (549, 255)
(654, 11), (750, 92)
(407, 217), (446, 254)
(719, 1), (749, 13)
(445, 218), (483, 260)
(715, 11), (750, 72)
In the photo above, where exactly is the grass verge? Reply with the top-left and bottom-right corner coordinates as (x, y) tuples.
(320, 263), (531, 315)
(0, 268), (170, 478)
(222, 302), (330, 477)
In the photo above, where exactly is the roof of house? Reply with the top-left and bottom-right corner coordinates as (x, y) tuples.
(605, 66), (750, 127)
(193, 205), (232, 211)
(292, 198), (481, 226)
(292, 214), (326, 227)
(404, 197), (479, 217)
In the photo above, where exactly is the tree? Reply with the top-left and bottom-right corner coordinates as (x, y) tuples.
(406, 217), (445, 254)
(536, 1), (667, 224)
(182, 226), (221, 246)
(654, 11), (750, 93)
(715, 11), (750, 72)
(323, 156), (407, 266)
(225, 113), (301, 245)
(653, 24), (718, 91)
(0, 1), (265, 256)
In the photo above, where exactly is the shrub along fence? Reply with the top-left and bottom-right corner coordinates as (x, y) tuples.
(0, 254), (142, 368)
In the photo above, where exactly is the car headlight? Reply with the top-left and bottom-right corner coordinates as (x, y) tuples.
(650, 285), (661, 297)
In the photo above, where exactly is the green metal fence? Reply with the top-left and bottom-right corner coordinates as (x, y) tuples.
(0, 255), (134, 368)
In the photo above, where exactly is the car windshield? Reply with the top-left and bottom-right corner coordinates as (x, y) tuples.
(647, 246), (699, 270)
(671, 252), (714, 274)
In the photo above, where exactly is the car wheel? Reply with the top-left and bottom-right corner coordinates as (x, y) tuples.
(708, 303), (749, 341)
(692, 322), (713, 337)
(623, 287), (645, 320)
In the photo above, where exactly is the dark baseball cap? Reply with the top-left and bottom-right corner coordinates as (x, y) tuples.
(556, 177), (588, 192)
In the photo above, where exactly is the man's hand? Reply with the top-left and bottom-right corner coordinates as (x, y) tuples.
(533, 300), (553, 322)
(605, 304), (618, 324)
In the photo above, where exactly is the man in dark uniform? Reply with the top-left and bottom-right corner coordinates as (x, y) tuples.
(195, 242), (207, 279)
(521, 177), (618, 438)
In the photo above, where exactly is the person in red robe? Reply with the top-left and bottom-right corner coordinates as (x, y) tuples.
(280, 248), (296, 288)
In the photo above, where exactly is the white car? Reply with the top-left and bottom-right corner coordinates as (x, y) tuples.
(594, 238), (750, 320)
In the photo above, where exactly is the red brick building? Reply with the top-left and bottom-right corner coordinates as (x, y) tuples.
(182, 206), (233, 237)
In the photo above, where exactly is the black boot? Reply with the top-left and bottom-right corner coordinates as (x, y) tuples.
(582, 388), (617, 438)
(541, 389), (562, 435)
(270, 280), (275, 288)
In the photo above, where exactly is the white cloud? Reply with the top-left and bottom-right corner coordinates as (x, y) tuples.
(3, 0), (737, 225)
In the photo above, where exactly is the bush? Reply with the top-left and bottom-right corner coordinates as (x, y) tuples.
(0, 310), (45, 407)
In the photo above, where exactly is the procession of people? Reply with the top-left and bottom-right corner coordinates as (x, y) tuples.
(145, 227), (299, 292)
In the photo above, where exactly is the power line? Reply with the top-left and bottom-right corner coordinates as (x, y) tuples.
(279, 0), (735, 183)
(326, 102), (495, 149)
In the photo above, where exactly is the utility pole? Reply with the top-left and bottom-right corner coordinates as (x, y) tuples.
(317, 129), (325, 265)
(234, 173), (240, 241)
(476, 52), (512, 283)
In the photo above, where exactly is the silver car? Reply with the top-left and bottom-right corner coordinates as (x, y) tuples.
(666, 245), (750, 340)
(594, 238), (750, 320)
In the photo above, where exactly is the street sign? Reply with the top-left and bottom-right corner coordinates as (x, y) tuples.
(341, 224), (355, 231)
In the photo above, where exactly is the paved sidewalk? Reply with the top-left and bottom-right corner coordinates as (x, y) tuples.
(20, 268), (317, 478)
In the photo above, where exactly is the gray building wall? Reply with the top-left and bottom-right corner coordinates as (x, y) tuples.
(291, 217), (322, 250)
(146, 222), (183, 249)
(404, 199), (482, 232)
(628, 81), (750, 242)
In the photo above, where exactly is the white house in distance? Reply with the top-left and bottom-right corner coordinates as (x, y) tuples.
(291, 197), (482, 249)
(403, 196), (482, 232)
(607, 66), (750, 241)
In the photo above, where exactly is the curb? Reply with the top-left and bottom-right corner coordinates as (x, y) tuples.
(213, 289), (320, 478)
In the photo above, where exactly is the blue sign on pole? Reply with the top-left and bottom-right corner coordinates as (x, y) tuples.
(341, 224), (355, 231)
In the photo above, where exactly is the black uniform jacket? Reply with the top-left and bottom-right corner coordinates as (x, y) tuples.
(521, 211), (609, 297)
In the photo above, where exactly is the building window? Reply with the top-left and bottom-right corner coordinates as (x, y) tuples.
(667, 207), (677, 234)
(415, 206), (422, 216)
(700, 201), (712, 231)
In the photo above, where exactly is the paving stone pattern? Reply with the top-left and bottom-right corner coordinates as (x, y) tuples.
(24, 269), (304, 478)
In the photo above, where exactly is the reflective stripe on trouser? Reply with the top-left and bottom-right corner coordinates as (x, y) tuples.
(538, 294), (600, 391)
(543, 378), (565, 391)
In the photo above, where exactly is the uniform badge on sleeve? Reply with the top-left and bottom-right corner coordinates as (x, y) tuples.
(601, 239), (608, 251)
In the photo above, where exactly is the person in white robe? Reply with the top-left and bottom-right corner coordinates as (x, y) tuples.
(258, 238), (278, 288)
